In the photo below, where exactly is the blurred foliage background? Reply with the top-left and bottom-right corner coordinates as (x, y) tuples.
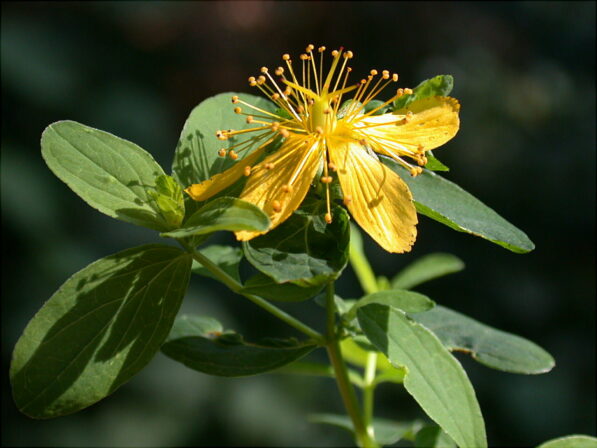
(1, 2), (595, 446)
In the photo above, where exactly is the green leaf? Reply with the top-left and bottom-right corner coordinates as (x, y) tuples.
(345, 289), (435, 321)
(340, 337), (404, 382)
(383, 158), (535, 253)
(41, 121), (169, 231)
(415, 425), (457, 448)
(10, 244), (192, 419)
(425, 152), (450, 172)
(393, 75), (454, 110)
(537, 435), (597, 448)
(240, 272), (325, 302)
(161, 315), (316, 377)
(244, 201), (350, 285)
(171, 92), (276, 188)
(146, 174), (185, 229)
(192, 245), (243, 283)
(273, 361), (364, 387)
(358, 304), (487, 448)
(412, 305), (555, 374)
(392, 253), (465, 290)
(161, 197), (270, 238)
(309, 414), (421, 445)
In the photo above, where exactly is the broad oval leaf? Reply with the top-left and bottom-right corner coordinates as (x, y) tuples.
(244, 201), (350, 285)
(412, 305), (555, 374)
(161, 315), (316, 377)
(10, 244), (192, 418)
(161, 197), (270, 238)
(537, 435), (597, 448)
(415, 425), (457, 448)
(358, 304), (487, 448)
(383, 158), (535, 253)
(192, 245), (243, 283)
(393, 75), (454, 111)
(392, 253), (465, 290)
(345, 289), (435, 321)
(171, 92), (276, 188)
(41, 121), (169, 231)
(240, 272), (325, 302)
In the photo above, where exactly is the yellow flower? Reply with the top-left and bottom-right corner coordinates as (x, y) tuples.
(185, 45), (460, 253)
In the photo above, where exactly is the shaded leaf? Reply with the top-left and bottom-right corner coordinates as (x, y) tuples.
(415, 425), (457, 448)
(383, 158), (535, 253)
(273, 361), (364, 387)
(192, 245), (243, 283)
(10, 245), (192, 418)
(425, 152), (450, 172)
(244, 201), (350, 285)
(241, 272), (325, 302)
(358, 304), (487, 448)
(345, 289), (435, 321)
(161, 315), (316, 377)
(41, 121), (168, 230)
(392, 253), (465, 290)
(161, 197), (270, 238)
(412, 305), (555, 374)
(537, 435), (597, 448)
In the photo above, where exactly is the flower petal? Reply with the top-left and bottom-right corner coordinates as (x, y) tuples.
(359, 96), (460, 155)
(235, 136), (323, 241)
(329, 139), (417, 253)
(184, 147), (266, 202)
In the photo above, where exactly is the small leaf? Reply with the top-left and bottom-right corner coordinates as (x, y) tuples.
(345, 289), (435, 321)
(537, 435), (597, 448)
(392, 253), (465, 290)
(415, 425), (457, 448)
(412, 305), (555, 374)
(10, 244), (192, 418)
(161, 197), (270, 238)
(309, 414), (421, 445)
(191, 245), (243, 283)
(171, 92), (276, 188)
(393, 75), (454, 110)
(358, 304), (487, 448)
(240, 272), (325, 302)
(273, 361), (364, 387)
(383, 158), (535, 253)
(161, 315), (316, 376)
(425, 152), (450, 172)
(146, 175), (185, 229)
(244, 200), (350, 285)
(41, 121), (169, 230)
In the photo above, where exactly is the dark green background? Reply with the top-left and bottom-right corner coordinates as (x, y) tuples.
(2, 1), (594, 446)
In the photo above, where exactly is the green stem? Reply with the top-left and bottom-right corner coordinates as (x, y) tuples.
(325, 282), (378, 448)
(349, 236), (378, 295)
(363, 351), (378, 439)
(186, 244), (324, 344)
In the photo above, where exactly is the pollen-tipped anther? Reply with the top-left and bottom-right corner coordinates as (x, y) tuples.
(275, 67), (284, 76)
(306, 44), (314, 52)
(325, 213), (333, 224)
(343, 195), (353, 205)
(260, 66), (268, 73)
(280, 128), (290, 138)
(321, 176), (333, 184)
(246, 116), (254, 124)
(231, 96), (239, 103)
(272, 200), (282, 213)
(234, 107), (242, 114)
(318, 46), (326, 53)
(244, 166), (252, 176)
(229, 150), (238, 160)
(218, 148), (227, 157)
(265, 162), (274, 170)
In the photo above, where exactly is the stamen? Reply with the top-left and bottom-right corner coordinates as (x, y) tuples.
(244, 166), (252, 176)
(272, 200), (282, 213)
(325, 213), (332, 224)
(343, 195), (352, 205)
(218, 148), (227, 157)
(229, 150), (238, 160)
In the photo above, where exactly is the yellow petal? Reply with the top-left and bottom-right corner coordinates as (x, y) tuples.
(235, 135), (323, 241)
(184, 147), (266, 202)
(358, 96), (460, 155)
(328, 138), (417, 253)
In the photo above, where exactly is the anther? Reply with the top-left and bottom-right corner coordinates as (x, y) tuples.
(318, 46), (326, 53)
(282, 53), (290, 61)
(229, 150), (238, 160)
(306, 44), (314, 52)
(216, 130), (228, 140)
(321, 176), (333, 184)
(275, 67), (284, 76)
(343, 195), (353, 205)
(396, 88), (404, 97)
(343, 50), (354, 59)
(234, 107), (242, 114)
(246, 116), (254, 123)
(231, 96), (240, 103)
(271, 122), (280, 131)
(260, 66), (268, 73)
(392, 73), (399, 82)
(331, 50), (339, 57)
(370, 69), (378, 76)
(265, 163), (274, 170)
(404, 88), (413, 95)
(315, 126), (324, 135)
(280, 128), (290, 138)
(325, 213), (333, 224)
(244, 166), (252, 176)
(382, 70), (390, 79)
(328, 162), (337, 172)
(297, 105), (305, 114)
(257, 75), (266, 84)
(271, 93), (280, 101)
(417, 144), (425, 153)
(323, 107), (332, 114)
(282, 184), (293, 193)
(218, 148), (227, 157)
(272, 200), (282, 213)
